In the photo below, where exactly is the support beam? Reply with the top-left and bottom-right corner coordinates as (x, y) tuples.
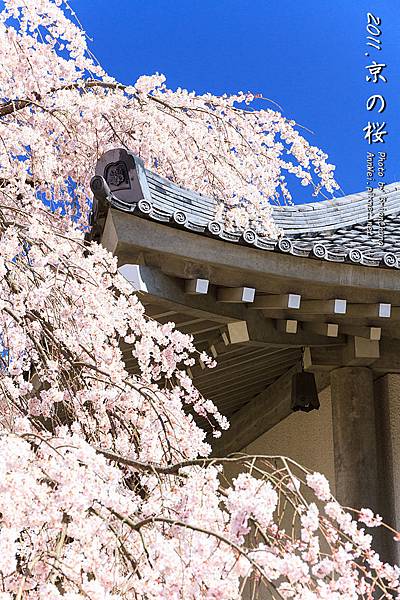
(303, 346), (343, 371)
(304, 336), (381, 370)
(211, 367), (330, 456)
(217, 286), (255, 303)
(227, 321), (250, 343)
(221, 331), (230, 345)
(297, 299), (347, 315)
(331, 367), (379, 512)
(305, 338), (400, 373)
(209, 344), (218, 358)
(370, 338), (400, 372)
(108, 209), (400, 300)
(119, 264), (240, 324)
(251, 293), (301, 310)
(343, 336), (380, 365)
(346, 302), (391, 319)
(119, 265), (344, 347)
(340, 325), (381, 341)
(303, 322), (339, 338)
(277, 319), (298, 334)
(185, 278), (209, 295)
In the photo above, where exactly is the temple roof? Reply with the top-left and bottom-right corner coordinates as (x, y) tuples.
(90, 149), (400, 453)
(91, 148), (400, 270)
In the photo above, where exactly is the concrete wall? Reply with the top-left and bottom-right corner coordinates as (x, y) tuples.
(242, 385), (336, 494)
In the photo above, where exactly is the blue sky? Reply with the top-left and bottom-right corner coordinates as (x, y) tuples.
(74, 0), (399, 204)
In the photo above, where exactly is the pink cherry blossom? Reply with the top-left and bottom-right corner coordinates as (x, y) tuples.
(0, 1), (398, 598)
(358, 507), (383, 528)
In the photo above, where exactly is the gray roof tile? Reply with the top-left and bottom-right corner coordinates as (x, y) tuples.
(91, 148), (400, 270)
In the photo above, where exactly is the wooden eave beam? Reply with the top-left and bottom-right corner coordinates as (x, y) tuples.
(217, 286), (255, 303)
(118, 264), (344, 348)
(304, 337), (400, 372)
(277, 319), (298, 334)
(346, 302), (391, 319)
(251, 293), (301, 310)
(296, 299), (347, 315)
(105, 209), (400, 300)
(185, 278), (209, 295)
(339, 325), (382, 341)
(303, 322), (339, 338)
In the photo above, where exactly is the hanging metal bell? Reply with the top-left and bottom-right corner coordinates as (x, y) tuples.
(291, 371), (320, 412)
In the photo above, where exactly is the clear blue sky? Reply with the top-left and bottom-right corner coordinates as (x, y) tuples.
(75, 1), (399, 204)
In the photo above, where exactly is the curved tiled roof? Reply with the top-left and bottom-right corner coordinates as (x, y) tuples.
(91, 148), (400, 270)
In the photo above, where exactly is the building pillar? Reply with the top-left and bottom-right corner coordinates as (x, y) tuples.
(330, 367), (379, 512)
(374, 373), (400, 564)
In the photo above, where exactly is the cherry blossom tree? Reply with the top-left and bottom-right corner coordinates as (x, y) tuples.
(0, 1), (399, 598)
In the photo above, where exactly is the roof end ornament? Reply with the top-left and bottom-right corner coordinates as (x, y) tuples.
(91, 148), (152, 213)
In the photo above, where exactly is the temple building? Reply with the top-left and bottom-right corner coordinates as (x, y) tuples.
(90, 148), (400, 562)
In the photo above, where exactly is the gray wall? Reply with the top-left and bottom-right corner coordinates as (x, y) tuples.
(243, 386), (335, 493)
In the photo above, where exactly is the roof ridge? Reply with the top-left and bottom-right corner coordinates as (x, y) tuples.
(272, 182), (400, 214)
(91, 149), (400, 271)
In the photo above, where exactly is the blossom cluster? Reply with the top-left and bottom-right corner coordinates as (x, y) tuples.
(0, 1), (398, 598)
(0, 0), (339, 238)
